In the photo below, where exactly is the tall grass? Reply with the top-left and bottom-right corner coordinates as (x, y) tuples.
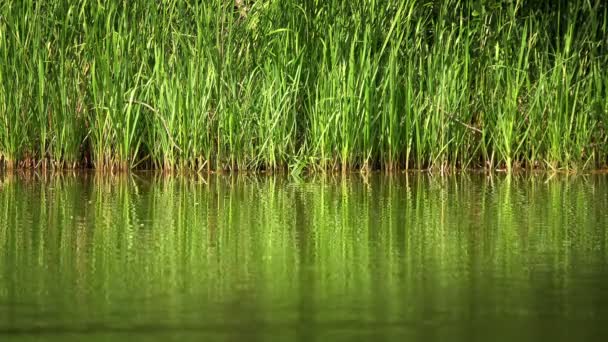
(0, 0), (607, 172)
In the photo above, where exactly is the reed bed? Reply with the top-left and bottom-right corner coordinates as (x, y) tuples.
(0, 0), (607, 172)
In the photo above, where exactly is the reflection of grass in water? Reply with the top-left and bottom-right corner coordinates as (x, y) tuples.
(0, 174), (607, 325)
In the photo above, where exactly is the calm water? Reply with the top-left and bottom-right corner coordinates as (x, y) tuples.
(1, 172), (607, 341)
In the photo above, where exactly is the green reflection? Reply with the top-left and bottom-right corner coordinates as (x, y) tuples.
(0, 173), (607, 341)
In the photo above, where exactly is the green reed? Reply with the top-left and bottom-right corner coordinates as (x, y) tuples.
(0, 0), (606, 172)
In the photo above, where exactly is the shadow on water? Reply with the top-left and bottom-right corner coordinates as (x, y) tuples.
(1, 172), (608, 341)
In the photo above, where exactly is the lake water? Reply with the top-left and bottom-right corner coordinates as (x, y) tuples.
(1, 172), (607, 341)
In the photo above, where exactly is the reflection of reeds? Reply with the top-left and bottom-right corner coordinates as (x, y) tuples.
(0, 174), (607, 325)
(0, 1), (607, 172)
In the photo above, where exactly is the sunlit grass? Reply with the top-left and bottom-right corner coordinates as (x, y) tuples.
(0, 1), (606, 172)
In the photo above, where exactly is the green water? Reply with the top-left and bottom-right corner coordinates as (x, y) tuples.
(1, 173), (607, 341)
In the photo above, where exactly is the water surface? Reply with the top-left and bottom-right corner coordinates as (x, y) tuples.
(1, 172), (607, 341)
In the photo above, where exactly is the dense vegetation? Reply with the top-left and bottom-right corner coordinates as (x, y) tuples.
(1, 0), (607, 172)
